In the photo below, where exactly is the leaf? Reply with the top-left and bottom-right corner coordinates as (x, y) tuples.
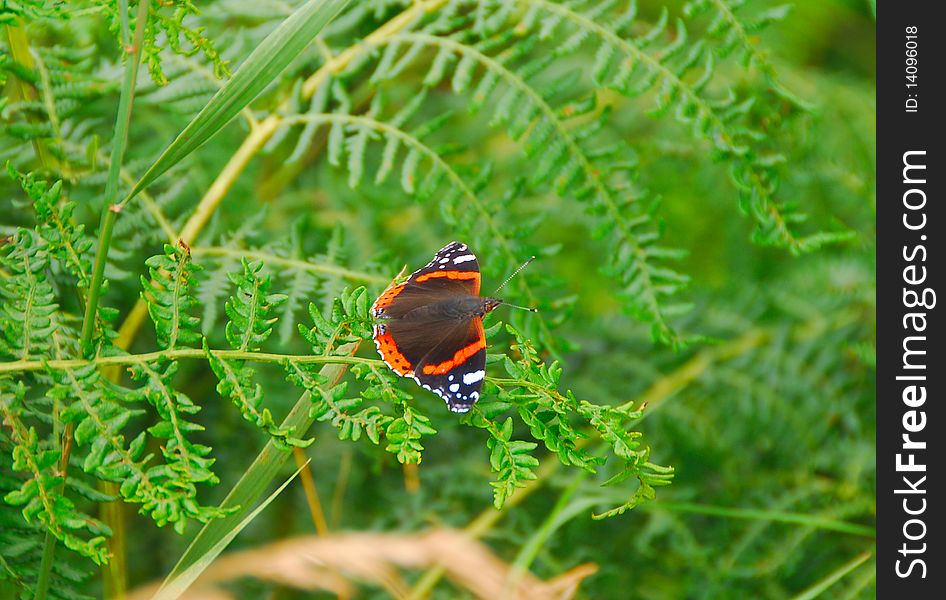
(129, 0), (352, 198)
(151, 460), (310, 600)
(164, 344), (359, 579)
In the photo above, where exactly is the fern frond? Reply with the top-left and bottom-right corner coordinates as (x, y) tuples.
(297, 286), (373, 355)
(384, 403), (437, 465)
(0, 377), (109, 564)
(0, 230), (57, 361)
(224, 259), (287, 352)
(54, 363), (224, 533)
(489, 325), (674, 512)
(286, 362), (390, 445)
(128, 359), (217, 485)
(93, 0), (230, 85)
(141, 243), (202, 350)
(207, 259), (308, 448)
(467, 410), (539, 509)
(8, 167), (93, 290)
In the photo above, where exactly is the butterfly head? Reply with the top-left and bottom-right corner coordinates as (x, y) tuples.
(480, 296), (503, 315)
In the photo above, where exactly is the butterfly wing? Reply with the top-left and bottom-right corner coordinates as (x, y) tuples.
(413, 319), (486, 413)
(372, 242), (486, 411)
(371, 241), (480, 320)
(406, 240), (481, 295)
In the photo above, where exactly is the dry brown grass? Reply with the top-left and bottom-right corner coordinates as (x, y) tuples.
(127, 528), (597, 600)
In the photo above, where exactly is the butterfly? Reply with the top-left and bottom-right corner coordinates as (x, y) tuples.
(371, 241), (534, 413)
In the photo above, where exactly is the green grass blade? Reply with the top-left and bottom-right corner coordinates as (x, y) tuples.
(163, 344), (357, 579)
(128, 0), (351, 200)
(790, 552), (872, 600)
(653, 501), (876, 537)
(151, 460), (311, 600)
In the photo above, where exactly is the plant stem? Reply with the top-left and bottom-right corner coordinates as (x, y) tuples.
(79, 205), (119, 357)
(191, 245), (388, 283)
(652, 502), (876, 538)
(59, 2), (149, 598)
(3, 21), (55, 171)
(32, 532), (56, 600)
(292, 448), (329, 535)
(0, 348), (378, 374)
(790, 552), (873, 600)
(79, 0), (151, 358)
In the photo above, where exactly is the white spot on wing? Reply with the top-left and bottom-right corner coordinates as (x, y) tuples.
(449, 383), (460, 392)
(462, 370), (485, 385)
(453, 254), (476, 264)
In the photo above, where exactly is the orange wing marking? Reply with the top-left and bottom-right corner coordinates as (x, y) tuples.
(372, 283), (406, 313)
(421, 336), (486, 375)
(414, 270), (480, 295)
(374, 328), (413, 376)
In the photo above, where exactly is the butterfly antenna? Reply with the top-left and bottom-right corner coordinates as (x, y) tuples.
(502, 301), (538, 313)
(492, 256), (539, 312)
(493, 256), (536, 295)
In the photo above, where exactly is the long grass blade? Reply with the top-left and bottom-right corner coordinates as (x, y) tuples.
(163, 343), (358, 579)
(128, 0), (351, 200)
(150, 460), (312, 600)
(790, 552), (873, 600)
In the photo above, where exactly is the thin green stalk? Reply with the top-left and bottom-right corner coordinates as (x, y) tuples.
(78, 0), (151, 358)
(3, 22), (54, 170)
(32, 533), (56, 600)
(0, 348), (378, 374)
(42, 3), (150, 599)
(190, 245), (388, 283)
(791, 552), (872, 600)
(502, 472), (589, 598)
(653, 502), (876, 538)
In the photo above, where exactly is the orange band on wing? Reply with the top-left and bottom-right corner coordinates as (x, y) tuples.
(374, 329), (414, 376)
(373, 283), (405, 312)
(414, 270), (480, 295)
(414, 270), (479, 283)
(421, 337), (486, 375)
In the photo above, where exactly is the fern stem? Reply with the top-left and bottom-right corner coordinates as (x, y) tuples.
(0, 348), (379, 374)
(527, 0), (800, 250)
(389, 31), (674, 341)
(190, 246), (388, 283)
(292, 448), (330, 535)
(79, 0), (151, 358)
(3, 22), (55, 171)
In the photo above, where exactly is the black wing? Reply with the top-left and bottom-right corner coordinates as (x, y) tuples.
(413, 319), (486, 413)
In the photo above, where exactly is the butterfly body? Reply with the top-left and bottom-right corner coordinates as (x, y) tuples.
(372, 241), (498, 412)
(396, 295), (501, 323)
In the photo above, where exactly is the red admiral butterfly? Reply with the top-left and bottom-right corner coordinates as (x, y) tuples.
(372, 241), (534, 413)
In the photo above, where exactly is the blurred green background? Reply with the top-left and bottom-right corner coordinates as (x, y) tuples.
(1, 0), (875, 598)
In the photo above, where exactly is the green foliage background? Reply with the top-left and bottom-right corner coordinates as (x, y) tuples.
(1, 0), (875, 598)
